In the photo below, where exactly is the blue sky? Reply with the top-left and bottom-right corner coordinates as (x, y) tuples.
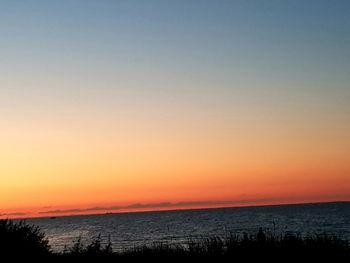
(1, 0), (349, 127)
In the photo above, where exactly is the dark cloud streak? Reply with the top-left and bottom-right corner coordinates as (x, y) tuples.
(38, 198), (278, 215)
(0, 212), (27, 216)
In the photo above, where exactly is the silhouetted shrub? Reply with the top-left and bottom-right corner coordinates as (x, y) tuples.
(0, 219), (51, 257)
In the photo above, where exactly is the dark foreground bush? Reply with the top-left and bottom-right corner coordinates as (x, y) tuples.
(0, 219), (50, 257)
(0, 219), (349, 261)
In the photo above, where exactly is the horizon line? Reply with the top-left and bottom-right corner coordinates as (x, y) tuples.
(7, 199), (350, 220)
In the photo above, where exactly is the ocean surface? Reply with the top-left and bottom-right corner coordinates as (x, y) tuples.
(27, 202), (350, 251)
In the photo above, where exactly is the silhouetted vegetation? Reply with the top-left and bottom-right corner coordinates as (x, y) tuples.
(1, 219), (349, 261)
(62, 234), (113, 259)
(0, 219), (50, 257)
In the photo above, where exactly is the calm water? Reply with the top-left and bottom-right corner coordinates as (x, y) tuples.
(27, 202), (350, 251)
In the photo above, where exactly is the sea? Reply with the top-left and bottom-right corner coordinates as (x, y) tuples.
(26, 202), (350, 252)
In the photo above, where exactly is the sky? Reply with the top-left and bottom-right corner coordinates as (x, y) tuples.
(1, 0), (350, 218)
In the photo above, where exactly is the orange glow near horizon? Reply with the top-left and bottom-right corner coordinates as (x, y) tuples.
(1, 114), (349, 219)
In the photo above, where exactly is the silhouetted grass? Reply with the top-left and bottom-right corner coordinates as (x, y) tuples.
(119, 231), (350, 261)
(1, 219), (349, 261)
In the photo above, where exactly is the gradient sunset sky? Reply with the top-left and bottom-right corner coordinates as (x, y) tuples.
(1, 0), (349, 218)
